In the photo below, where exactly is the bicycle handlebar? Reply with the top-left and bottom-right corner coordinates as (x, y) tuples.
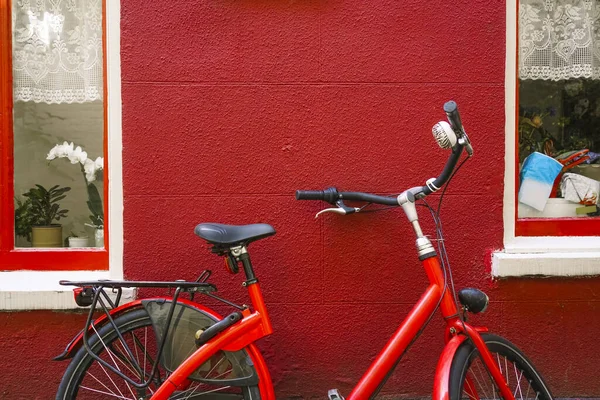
(295, 188), (399, 206)
(420, 143), (464, 196)
(296, 101), (470, 206)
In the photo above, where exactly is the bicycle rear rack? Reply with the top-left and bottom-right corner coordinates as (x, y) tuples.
(57, 273), (223, 391)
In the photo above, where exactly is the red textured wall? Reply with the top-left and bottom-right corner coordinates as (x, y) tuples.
(3, 1), (600, 398)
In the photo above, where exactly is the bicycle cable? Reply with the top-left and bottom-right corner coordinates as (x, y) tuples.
(428, 153), (475, 344)
(436, 155), (469, 220)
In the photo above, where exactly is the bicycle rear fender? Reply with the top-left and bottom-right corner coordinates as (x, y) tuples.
(53, 297), (222, 361)
(433, 334), (468, 400)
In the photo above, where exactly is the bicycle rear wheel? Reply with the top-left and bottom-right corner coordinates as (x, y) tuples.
(56, 308), (262, 399)
(449, 333), (553, 400)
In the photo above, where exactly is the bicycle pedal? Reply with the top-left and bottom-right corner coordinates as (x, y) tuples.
(327, 389), (345, 400)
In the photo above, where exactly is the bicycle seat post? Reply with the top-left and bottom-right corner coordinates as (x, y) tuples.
(230, 245), (257, 285)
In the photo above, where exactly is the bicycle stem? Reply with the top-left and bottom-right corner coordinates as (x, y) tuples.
(397, 190), (437, 260)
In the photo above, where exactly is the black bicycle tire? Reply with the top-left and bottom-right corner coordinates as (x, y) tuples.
(449, 333), (553, 400)
(56, 308), (262, 399)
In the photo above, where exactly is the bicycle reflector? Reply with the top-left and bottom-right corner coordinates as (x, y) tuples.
(432, 121), (457, 150)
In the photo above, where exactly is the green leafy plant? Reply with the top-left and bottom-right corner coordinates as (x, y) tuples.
(518, 110), (559, 162)
(23, 184), (71, 226)
(86, 182), (103, 228)
(14, 197), (35, 242)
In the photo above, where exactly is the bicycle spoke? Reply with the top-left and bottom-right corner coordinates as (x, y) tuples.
(505, 356), (509, 387)
(175, 384), (232, 400)
(205, 355), (226, 378)
(92, 325), (128, 399)
(93, 325), (139, 399)
(474, 359), (492, 398)
(85, 371), (124, 399)
(144, 328), (148, 383)
(79, 385), (134, 399)
(463, 375), (479, 400)
(108, 342), (144, 378)
(132, 330), (142, 380)
(212, 368), (234, 380)
(513, 364), (524, 399)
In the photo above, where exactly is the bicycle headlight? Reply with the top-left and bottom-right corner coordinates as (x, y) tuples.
(432, 121), (457, 150)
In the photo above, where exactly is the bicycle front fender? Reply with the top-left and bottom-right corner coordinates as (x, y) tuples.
(53, 297), (222, 361)
(433, 334), (468, 400)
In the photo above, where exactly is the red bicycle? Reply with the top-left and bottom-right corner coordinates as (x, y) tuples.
(55, 101), (553, 400)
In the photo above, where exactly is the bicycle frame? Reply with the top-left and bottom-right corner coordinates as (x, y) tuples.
(145, 255), (515, 400)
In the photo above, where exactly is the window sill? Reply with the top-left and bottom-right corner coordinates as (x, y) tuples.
(492, 251), (600, 277)
(0, 270), (134, 310)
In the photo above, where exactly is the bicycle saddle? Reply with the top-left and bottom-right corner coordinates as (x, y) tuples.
(194, 223), (276, 246)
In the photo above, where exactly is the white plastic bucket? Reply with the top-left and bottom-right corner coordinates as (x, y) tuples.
(518, 152), (563, 211)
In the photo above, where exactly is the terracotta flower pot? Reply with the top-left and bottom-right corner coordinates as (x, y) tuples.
(31, 225), (63, 248)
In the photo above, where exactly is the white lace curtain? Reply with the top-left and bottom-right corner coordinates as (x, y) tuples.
(520, 0), (600, 80)
(12, 0), (103, 104)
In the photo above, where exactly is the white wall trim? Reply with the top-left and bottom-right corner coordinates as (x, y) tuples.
(0, 271), (135, 310)
(503, 0), (517, 248)
(106, 0), (124, 282)
(492, 252), (600, 277)
(499, 0), (600, 277)
(0, 1), (124, 310)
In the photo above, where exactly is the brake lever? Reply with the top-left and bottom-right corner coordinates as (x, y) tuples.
(458, 130), (473, 157)
(315, 200), (360, 219)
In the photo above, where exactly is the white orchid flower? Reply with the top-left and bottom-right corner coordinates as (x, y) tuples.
(94, 156), (103, 170)
(48, 142), (102, 181)
(47, 145), (59, 160)
(56, 141), (74, 158)
(68, 146), (88, 164)
(84, 158), (97, 182)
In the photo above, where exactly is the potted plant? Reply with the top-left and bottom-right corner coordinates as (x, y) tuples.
(23, 184), (71, 247)
(67, 232), (89, 248)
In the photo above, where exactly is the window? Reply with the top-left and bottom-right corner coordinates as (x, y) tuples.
(1, 0), (108, 270)
(0, 0), (122, 309)
(516, 0), (600, 236)
(494, 0), (600, 277)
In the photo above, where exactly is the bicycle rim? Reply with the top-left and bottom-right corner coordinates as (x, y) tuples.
(56, 308), (261, 399)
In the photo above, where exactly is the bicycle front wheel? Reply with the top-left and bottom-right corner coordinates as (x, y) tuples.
(56, 308), (262, 399)
(448, 333), (553, 400)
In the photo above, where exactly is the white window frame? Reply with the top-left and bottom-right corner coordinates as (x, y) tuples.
(493, 0), (600, 277)
(0, 2), (129, 310)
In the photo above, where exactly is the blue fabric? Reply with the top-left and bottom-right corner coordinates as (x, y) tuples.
(520, 152), (563, 185)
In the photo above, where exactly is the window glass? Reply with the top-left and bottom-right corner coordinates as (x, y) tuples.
(518, 0), (600, 219)
(12, 0), (105, 248)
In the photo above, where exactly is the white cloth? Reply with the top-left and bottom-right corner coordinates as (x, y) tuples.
(560, 172), (600, 204)
(12, 0), (103, 104)
(519, 0), (600, 80)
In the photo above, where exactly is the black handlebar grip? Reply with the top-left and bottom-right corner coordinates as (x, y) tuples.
(443, 100), (463, 132)
(295, 190), (325, 200)
(296, 187), (340, 204)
